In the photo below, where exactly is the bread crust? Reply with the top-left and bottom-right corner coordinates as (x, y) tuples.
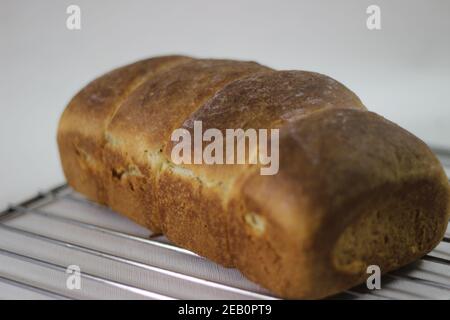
(228, 108), (449, 298)
(57, 56), (450, 299)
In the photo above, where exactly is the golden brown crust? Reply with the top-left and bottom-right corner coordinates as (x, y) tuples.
(57, 55), (192, 219)
(103, 59), (271, 245)
(169, 70), (366, 182)
(228, 108), (450, 298)
(57, 56), (450, 299)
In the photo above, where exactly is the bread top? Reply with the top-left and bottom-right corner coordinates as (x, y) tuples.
(58, 55), (192, 148)
(92, 57), (368, 187)
(105, 59), (270, 167)
(173, 70), (367, 182)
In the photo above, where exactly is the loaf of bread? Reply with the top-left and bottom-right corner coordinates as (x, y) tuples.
(57, 55), (450, 299)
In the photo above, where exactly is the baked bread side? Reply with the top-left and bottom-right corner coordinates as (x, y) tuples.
(57, 55), (192, 229)
(227, 108), (449, 298)
(57, 56), (450, 298)
(102, 59), (272, 262)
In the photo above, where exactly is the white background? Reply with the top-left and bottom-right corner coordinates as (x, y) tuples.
(1, 0), (449, 209)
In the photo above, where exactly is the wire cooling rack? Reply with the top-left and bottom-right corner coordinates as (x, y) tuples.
(0, 148), (449, 300)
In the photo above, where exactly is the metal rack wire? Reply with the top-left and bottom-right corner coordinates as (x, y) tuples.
(0, 148), (449, 300)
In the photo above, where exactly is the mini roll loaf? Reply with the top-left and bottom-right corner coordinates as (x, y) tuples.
(57, 56), (450, 299)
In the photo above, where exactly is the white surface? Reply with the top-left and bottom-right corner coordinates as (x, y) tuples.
(0, 0), (449, 208)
